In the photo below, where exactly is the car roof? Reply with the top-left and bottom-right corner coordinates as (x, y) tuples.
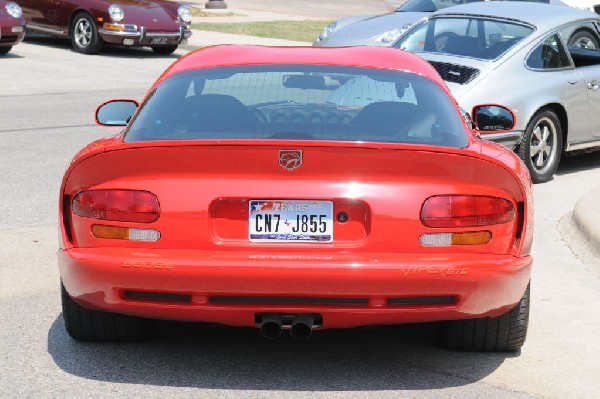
(429, 1), (598, 28)
(160, 45), (448, 89)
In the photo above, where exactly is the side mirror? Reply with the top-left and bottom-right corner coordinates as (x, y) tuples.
(472, 104), (516, 133)
(96, 99), (139, 127)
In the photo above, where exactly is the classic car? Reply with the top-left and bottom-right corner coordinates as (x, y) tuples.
(0, 1), (26, 54)
(58, 45), (533, 351)
(19, 0), (192, 54)
(314, 0), (563, 47)
(394, 2), (600, 183)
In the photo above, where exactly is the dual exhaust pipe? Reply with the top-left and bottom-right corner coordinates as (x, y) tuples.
(259, 313), (316, 340)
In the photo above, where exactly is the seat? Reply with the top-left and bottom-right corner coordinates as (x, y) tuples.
(444, 35), (484, 57)
(185, 94), (259, 126)
(351, 101), (419, 139)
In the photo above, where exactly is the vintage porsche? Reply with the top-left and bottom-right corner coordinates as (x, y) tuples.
(0, 1), (26, 54)
(58, 45), (533, 352)
(394, 2), (600, 183)
(19, 0), (192, 54)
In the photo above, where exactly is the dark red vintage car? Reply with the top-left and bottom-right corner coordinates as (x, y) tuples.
(0, 1), (26, 54)
(20, 0), (192, 54)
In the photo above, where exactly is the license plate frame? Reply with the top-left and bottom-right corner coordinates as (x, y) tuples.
(249, 200), (333, 243)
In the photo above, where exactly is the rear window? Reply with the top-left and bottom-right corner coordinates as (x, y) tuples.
(395, 17), (534, 60)
(124, 65), (468, 148)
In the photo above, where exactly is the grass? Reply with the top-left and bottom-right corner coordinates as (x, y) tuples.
(191, 20), (334, 43)
(190, 9), (243, 18)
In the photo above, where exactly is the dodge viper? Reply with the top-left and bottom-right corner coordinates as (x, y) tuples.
(58, 45), (533, 351)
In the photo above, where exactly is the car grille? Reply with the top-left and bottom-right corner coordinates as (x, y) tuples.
(428, 61), (480, 85)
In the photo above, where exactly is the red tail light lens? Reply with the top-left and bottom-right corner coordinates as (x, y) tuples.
(421, 195), (514, 228)
(72, 190), (160, 223)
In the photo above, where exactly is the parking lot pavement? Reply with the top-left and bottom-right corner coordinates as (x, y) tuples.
(572, 185), (600, 257)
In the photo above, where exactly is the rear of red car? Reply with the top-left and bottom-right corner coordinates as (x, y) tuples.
(58, 46), (533, 350)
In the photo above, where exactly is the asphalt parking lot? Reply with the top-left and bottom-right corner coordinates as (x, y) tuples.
(1, 1), (600, 398)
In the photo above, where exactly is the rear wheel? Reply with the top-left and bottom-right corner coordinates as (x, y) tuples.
(568, 29), (599, 49)
(441, 283), (530, 352)
(0, 46), (12, 55)
(61, 282), (151, 342)
(518, 109), (562, 184)
(70, 13), (103, 54)
(152, 45), (178, 55)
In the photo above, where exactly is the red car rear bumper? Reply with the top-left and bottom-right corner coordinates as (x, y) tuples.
(59, 248), (532, 328)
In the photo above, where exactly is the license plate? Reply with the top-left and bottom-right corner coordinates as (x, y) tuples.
(150, 37), (168, 45)
(249, 200), (333, 243)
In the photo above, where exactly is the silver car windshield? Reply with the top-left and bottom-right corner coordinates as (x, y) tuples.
(395, 17), (534, 60)
(124, 65), (468, 148)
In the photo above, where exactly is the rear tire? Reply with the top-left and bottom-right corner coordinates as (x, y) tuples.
(568, 29), (599, 49)
(152, 45), (178, 55)
(61, 281), (151, 342)
(0, 46), (12, 55)
(441, 283), (530, 352)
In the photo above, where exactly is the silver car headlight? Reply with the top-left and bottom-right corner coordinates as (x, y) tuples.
(318, 22), (337, 41)
(378, 25), (411, 44)
(178, 5), (192, 23)
(5, 2), (22, 19)
(108, 4), (125, 22)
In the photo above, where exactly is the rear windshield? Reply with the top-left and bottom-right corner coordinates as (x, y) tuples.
(124, 65), (468, 148)
(395, 17), (534, 60)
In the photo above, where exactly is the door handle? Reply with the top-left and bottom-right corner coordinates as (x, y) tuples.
(587, 81), (599, 90)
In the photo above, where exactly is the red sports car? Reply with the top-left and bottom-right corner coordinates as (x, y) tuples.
(58, 45), (533, 351)
(19, 0), (192, 54)
(0, 1), (26, 55)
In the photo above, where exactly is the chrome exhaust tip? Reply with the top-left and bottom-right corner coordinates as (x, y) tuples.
(259, 313), (282, 339)
(290, 314), (315, 340)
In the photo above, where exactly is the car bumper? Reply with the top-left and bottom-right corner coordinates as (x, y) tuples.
(478, 130), (523, 150)
(59, 248), (532, 329)
(98, 25), (192, 47)
(0, 24), (26, 46)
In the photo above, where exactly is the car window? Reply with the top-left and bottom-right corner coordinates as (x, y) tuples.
(395, 17), (534, 60)
(526, 34), (571, 70)
(124, 65), (468, 148)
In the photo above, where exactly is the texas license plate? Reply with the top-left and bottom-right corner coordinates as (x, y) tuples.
(249, 200), (333, 242)
(150, 37), (168, 45)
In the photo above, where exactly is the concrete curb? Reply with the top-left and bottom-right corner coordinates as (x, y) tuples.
(572, 185), (600, 256)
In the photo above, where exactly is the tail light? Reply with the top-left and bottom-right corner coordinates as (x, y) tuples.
(72, 190), (160, 223)
(421, 195), (514, 228)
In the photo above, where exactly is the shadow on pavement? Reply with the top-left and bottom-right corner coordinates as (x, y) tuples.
(23, 35), (182, 59)
(47, 315), (510, 391)
(555, 150), (600, 177)
(0, 52), (24, 59)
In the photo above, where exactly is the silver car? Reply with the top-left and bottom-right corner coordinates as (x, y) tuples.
(314, 0), (559, 47)
(394, 2), (600, 183)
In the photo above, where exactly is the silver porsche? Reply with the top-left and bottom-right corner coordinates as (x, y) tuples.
(393, 2), (600, 183)
(313, 0), (561, 47)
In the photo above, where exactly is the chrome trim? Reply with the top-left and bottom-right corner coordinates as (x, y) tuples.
(565, 138), (600, 151)
(140, 26), (146, 41)
(26, 23), (63, 35)
(98, 29), (141, 38)
(478, 130), (523, 150)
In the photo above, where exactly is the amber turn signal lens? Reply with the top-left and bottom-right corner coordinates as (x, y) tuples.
(91, 225), (161, 241)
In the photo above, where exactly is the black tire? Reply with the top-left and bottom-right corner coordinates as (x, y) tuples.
(152, 45), (178, 55)
(518, 109), (563, 184)
(70, 13), (103, 54)
(0, 46), (12, 55)
(441, 283), (530, 352)
(61, 282), (151, 342)
(568, 29), (599, 50)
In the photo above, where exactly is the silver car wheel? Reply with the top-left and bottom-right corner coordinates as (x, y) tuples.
(573, 36), (597, 50)
(529, 116), (557, 174)
(74, 18), (92, 48)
